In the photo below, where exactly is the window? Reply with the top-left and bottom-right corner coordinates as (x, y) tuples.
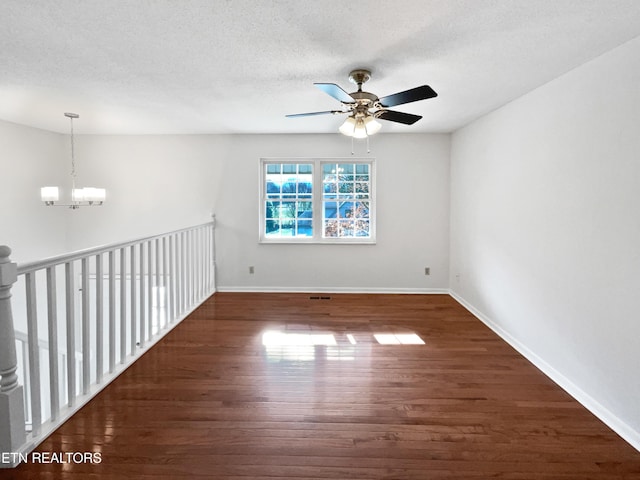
(260, 158), (375, 243)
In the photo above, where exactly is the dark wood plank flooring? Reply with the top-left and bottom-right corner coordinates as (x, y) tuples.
(4, 293), (640, 479)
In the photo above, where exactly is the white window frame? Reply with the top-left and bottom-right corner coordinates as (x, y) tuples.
(259, 158), (376, 244)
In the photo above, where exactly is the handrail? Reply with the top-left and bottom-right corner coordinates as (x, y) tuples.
(1, 221), (216, 468)
(14, 330), (51, 352)
(18, 221), (215, 274)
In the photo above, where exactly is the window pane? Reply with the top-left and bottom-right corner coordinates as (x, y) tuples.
(356, 220), (370, 237)
(339, 174), (354, 183)
(297, 201), (312, 218)
(324, 219), (338, 237)
(298, 164), (312, 174)
(355, 182), (369, 196)
(338, 182), (354, 197)
(265, 201), (280, 219)
(323, 174), (336, 184)
(267, 164), (281, 174)
(297, 220), (313, 236)
(342, 202), (355, 218)
(339, 220), (355, 237)
(265, 220), (281, 236)
(355, 201), (369, 218)
(279, 201), (296, 219)
(338, 164), (354, 174)
(298, 179), (312, 197)
(266, 196), (314, 235)
(324, 201), (338, 220)
(323, 182), (337, 198)
(283, 164), (296, 174)
(266, 181), (280, 197)
(282, 182), (296, 198)
(279, 220), (295, 236)
(356, 164), (369, 174)
(323, 164), (334, 175)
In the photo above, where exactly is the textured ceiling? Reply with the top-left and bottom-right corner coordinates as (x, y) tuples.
(1, 0), (640, 135)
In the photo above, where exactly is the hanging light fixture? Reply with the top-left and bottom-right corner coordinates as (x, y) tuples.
(338, 114), (382, 139)
(41, 113), (106, 209)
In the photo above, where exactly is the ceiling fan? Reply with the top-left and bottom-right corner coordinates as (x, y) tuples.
(286, 69), (437, 138)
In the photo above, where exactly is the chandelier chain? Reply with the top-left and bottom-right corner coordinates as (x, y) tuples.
(69, 115), (76, 181)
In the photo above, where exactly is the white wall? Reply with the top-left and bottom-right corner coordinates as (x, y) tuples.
(0, 120), (67, 263)
(211, 134), (450, 292)
(73, 133), (450, 292)
(2, 130), (450, 291)
(450, 35), (640, 447)
(65, 134), (221, 251)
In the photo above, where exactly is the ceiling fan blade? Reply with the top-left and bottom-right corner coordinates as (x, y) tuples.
(377, 110), (423, 125)
(314, 83), (355, 103)
(379, 85), (437, 108)
(286, 110), (344, 118)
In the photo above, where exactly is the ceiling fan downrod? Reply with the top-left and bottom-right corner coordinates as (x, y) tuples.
(348, 69), (371, 92)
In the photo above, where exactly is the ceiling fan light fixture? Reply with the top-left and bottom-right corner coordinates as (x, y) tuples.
(352, 118), (369, 139)
(364, 116), (382, 135)
(340, 115), (381, 138)
(339, 116), (357, 136)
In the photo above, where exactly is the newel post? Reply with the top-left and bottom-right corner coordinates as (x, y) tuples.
(0, 246), (26, 465)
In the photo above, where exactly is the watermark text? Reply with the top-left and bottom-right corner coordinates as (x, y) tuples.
(1, 451), (102, 465)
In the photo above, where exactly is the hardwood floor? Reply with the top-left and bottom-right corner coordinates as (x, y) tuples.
(4, 293), (640, 479)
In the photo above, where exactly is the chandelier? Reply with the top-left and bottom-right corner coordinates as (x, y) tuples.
(41, 113), (106, 209)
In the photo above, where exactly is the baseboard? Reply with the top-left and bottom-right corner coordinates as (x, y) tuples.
(216, 286), (450, 294)
(449, 289), (640, 453)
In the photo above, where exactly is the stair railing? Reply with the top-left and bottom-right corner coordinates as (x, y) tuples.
(0, 221), (216, 467)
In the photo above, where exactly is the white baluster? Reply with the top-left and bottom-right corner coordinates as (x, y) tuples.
(129, 245), (137, 358)
(211, 219), (217, 289)
(81, 258), (90, 395)
(147, 241), (153, 338)
(180, 232), (186, 314)
(46, 266), (59, 421)
(139, 242), (145, 347)
(0, 246), (27, 463)
(108, 251), (116, 373)
(197, 227), (203, 300)
(155, 238), (161, 330)
(25, 272), (41, 435)
(161, 237), (167, 328)
(96, 253), (103, 383)
(119, 248), (127, 364)
(168, 235), (175, 322)
(65, 262), (76, 407)
(187, 230), (193, 307)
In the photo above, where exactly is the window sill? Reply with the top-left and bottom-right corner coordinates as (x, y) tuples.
(259, 238), (376, 245)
